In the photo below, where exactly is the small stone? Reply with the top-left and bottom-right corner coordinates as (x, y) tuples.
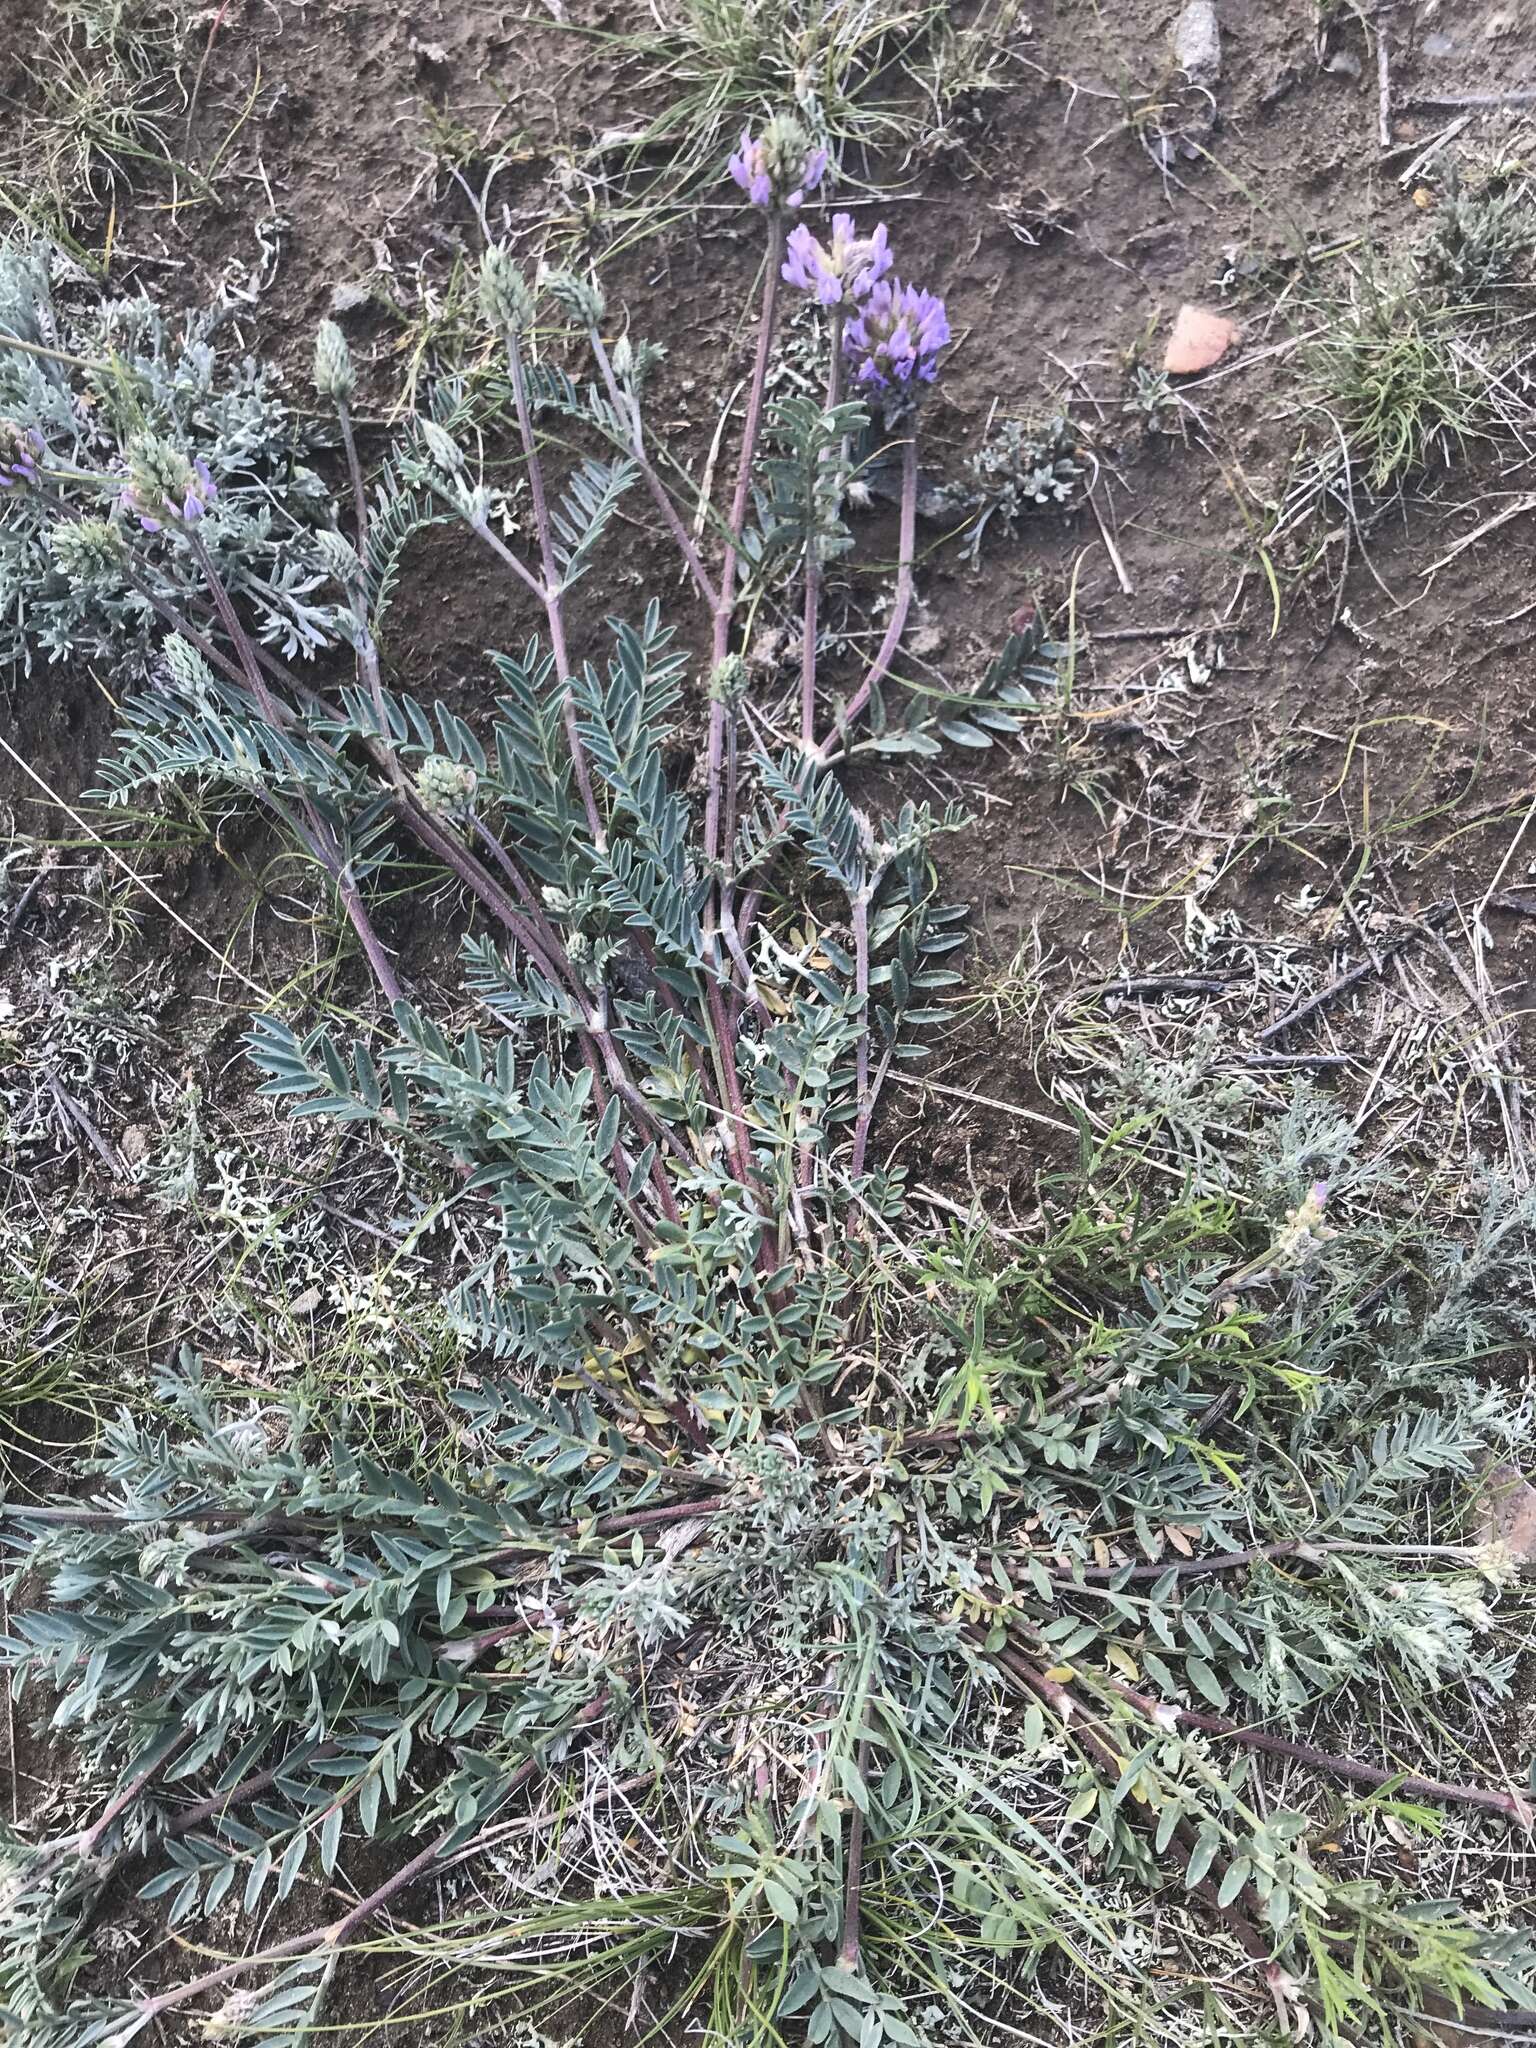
(328, 280), (372, 318)
(1485, 10), (1515, 39)
(120, 1123), (150, 1165)
(1163, 303), (1238, 375)
(1475, 1462), (1536, 1566)
(1171, 0), (1221, 85)
(1320, 46), (1362, 80)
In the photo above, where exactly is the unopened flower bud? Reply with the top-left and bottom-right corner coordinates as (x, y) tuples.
(479, 245), (534, 332)
(312, 320), (356, 403)
(313, 527), (364, 586)
(610, 333), (634, 383)
(709, 653), (748, 705)
(542, 268), (605, 325)
(415, 754), (478, 816)
(49, 517), (125, 588)
(419, 418), (465, 474)
(201, 1987), (266, 2038)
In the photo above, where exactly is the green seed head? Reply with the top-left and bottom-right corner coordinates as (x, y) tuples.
(419, 418), (465, 475)
(479, 245), (535, 333)
(312, 320), (356, 403)
(313, 527), (364, 587)
(542, 268), (605, 326)
(709, 654), (748, 705)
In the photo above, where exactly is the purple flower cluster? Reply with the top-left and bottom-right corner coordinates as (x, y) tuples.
(0, 422), (44, 489)
(842, 278), (950, 390)
(781, 214), (891, 308)
(728, 117), (828, 212)
(730, 117), (950, 392)
(120, 434), (217, 534)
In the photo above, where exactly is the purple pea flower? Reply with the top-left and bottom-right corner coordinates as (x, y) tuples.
(728, 115), (828, 212)
(843, 278), (950, 390)
(781, 214), (892, 307)
(0, 422), (44, 489)
(119, 433), (218, 533)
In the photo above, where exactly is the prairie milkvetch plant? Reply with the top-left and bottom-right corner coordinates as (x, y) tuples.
(4, 131), (1536, 2048)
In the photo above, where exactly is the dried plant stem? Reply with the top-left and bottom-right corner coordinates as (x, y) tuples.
(801, 313), (845, 750)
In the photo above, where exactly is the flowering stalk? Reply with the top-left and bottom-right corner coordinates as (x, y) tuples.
(499, 311), (607, 852)
(817, 430), (918, 759)
(705, 213), (786, 867)
(186, 529), (406, 1007)
(313, 322), (369, 544)
(0, 419), (44, 488)
(849, 882), (875, 1179)
(799, 308), (845, 751)
(311, 323), (408, 790)
(585, 323), (720, 612)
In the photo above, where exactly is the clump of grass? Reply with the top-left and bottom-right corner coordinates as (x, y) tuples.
(587, 0), (1022, 208)
(897, 0), (1029, 163)
(1262, 159), (1536, 593)
(0, 0), (188, 237)
(620, 0), (933, 159)
(1300, 269), (1478, 494)
(0, 1232), (113, 1479)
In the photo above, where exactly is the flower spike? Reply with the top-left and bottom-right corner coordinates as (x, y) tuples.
(781, 214), (892, 307)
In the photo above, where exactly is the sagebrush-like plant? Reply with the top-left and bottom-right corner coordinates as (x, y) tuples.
(0, 237), (341, 677)
(4, 134), (1536, 2048)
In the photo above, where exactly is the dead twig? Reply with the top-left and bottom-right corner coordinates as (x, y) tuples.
(1257, 902), (1453, 1044)
(1423, 493), (1536, 576)
(1088, 488), (1134, 596)
(0, 858), (50, 957)
(44, 1073), (129, 1180)
(1405, 90), (1536, 110)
